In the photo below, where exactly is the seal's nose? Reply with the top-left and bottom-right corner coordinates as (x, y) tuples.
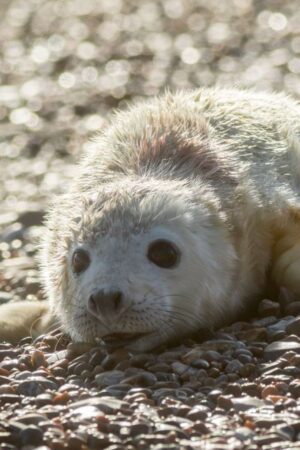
(88, 289), (124, 319)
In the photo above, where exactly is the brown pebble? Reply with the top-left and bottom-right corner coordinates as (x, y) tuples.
(267, 395), (288, 404)
(53, 391), (70, 404)
(261, 385), (280, 399)
(31, 350), (47, 368)
(101, 350), (130, 370)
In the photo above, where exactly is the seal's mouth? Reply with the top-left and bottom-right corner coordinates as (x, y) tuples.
(101, 332), (147, 347)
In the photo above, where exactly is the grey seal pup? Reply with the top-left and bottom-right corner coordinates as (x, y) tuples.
(1, 87), (300, 351)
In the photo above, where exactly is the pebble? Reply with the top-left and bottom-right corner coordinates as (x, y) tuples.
(95, 370), (125, 387)
(286, 317), (300, 335)
(70, 397), (127, 415)
(258, 299), (281, 317)
(230, 396), (265, 412)
(0, 292), (14, 304)
(17, 377), (58, 396)
(285, 302), (300, 316)
(264, 341), (300, 360)
(19, 425), (44, 446)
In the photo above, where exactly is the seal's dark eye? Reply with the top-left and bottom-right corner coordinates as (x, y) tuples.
(72, 249), (90, 274)
(147, 239), (180, 269)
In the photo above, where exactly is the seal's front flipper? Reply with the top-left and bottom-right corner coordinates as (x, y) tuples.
(272, 234), (300, 296)
(0, 301), (55, 344)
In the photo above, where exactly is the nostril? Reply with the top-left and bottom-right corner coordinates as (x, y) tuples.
(87, 289), (124, 318)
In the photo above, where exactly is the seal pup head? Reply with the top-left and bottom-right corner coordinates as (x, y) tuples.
(41, 177), (237, 352)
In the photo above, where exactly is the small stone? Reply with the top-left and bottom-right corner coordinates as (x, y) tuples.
(31, 350), (47, 368)
(225, 359), (244, 373)
(70, 396), (127, 415)
(289, 380), (300, 398)
(261, 385), (280, 399)
(17, 377), (57, 396)
(258, 299), (281, 317)
(286, 317), (300, 335)
(95, 370), (125, 387)
(236, 327), (268, 342)
(18, 209), (45, 227)
(0, 292), (14, 304)
(231, 396), (265, 411)
(264, 341), (300, 360)
(122, 372), (157, 387)
(186, 406), (208, 421)
(234, 426), (255, 441)
(20, 425), (43, 446)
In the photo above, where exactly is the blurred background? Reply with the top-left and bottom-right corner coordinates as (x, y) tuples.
(0, 0), (299, 301)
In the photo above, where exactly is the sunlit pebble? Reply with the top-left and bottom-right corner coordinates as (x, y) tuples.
(27, 98), (43, 113)
(11, 239), (22, 250)
(174, 34), (194, 52)
(291, 37), (300, 54)
(8, 5), (31, 27)
(0, 106), (7, 121)
(57, 106), (74, 123)
(81, 66), (98, 83)
(10, 107), (32, 125)
(110, 72), (129, 88)
(77, 42), (97, 60)
(284, 73), (300, 92)
(84, 115), (104, 132)
(243, 60), (274, 84)
(187, 14), (206, 32)
(47, 34), (66, 53)
(269, 48), (290, 66)
(233, 0), (252, 14)
(11, 134), (29, 149)
(98, 0), (122, 15)
(4, 41), (25, 59)
(138, 3), (160, 23)
(0, 86), (19, 103)
(121, 13), (142, 32)
(288, 58), (300, 74)
(206, 23), (231, 45)
(195, 68), (214, 86)
(268, 13), (287, 31)
(218, 56), (237, 73)
(105, 59), (130, 75)
(145, 33), (172, 54)
(58, 72), (76, 89)
(163, 0), (184, 19)
(124, 40), (143, 57)
(181, 47), (200, 65)
(71, 0), (94, 16)
(68, 21), (89, 41)
(31, 160), (47, 176)
(97, 21), (121, 41)
(9, 107), (40, 129)
(31, 45), (50, 64)
(0, 144), (20, 159)
(20, 80), (41, 99)
(0, 242), (9, 252)
(147, 68), (167, 87)
(171, 69), (189, 86)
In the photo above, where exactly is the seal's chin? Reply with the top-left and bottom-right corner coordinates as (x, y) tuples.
(100, 332), (149, 348)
